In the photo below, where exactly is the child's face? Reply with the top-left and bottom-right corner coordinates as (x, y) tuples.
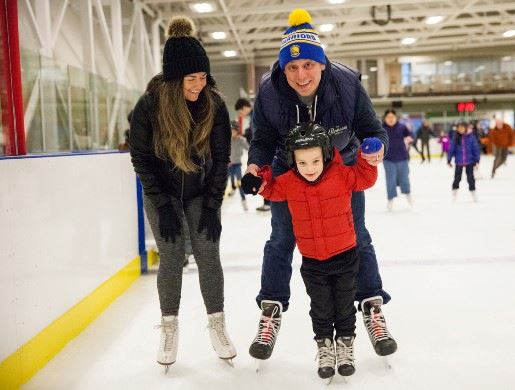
(457, 125), (466, 134)
(231, 128), (239, 138)
(294, 147), (324, 182)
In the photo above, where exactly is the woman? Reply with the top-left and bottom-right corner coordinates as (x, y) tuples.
(382, 109), (413, 211)
(129, 16), (236, 369)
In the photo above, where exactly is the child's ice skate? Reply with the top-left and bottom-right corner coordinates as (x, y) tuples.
(470, 190), (477, 202)
(316, 338), (336, 384)
(207, 312), (237, 367)
(156, 315), (178, 374)
(362, 296), (397, 369)
(336, 336), (355, 381)
(405, 193), (413, 206)
(249, 300), (282, 372)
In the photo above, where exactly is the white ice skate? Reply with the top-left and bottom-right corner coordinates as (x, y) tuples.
(207, 312), (237, 366)
(316, 338), (336, 385)
(156, 315), (178, 374)
(470, 190), (477, 202)
(336, 336), (355, 382)
(405, 194), (413, 206)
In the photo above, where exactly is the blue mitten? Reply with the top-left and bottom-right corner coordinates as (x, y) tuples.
(361, 137), (383, 154)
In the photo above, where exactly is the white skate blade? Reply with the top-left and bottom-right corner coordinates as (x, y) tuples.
(383, 356), (392, 369)
(220, 358), (235, 368)
(158, 362), (173, 375)
(324, 376), (334, 385)
(254, 358), (262, 373)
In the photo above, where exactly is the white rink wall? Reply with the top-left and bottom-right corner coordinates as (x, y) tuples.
(0, 153), (139, 361)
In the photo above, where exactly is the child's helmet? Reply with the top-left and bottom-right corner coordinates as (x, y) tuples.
(285, 122), (333, 167)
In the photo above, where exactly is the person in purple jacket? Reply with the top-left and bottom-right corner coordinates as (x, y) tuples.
(382, 109), (414, 211)
(447, 121), (480, 202)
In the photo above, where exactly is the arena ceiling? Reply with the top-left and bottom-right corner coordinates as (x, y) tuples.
(140, 0), (515, 65)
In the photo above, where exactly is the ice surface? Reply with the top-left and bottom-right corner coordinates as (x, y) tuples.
(25, 155), (515, 390)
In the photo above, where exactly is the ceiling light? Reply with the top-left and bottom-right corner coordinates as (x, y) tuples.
(211, 31), (227, 40)
(361, 74), (369, 80)
(319, 24), (334, 33)
(189, 2), (215, 13)
(369, 66), (377, 72)
(401, 37), (416, 45)
(328, 0), (346, 4)
(502, 56), (512, 62)
(425, 16), (444, 25)
(502, 30), (515, 38)
(444, 61), (453, 66)
(222, 50), (237, 58)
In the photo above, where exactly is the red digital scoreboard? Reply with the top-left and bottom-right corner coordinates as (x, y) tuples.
(456, 101), (476, 113)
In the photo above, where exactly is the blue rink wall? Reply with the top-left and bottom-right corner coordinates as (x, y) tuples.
(0, 152), (146, 388)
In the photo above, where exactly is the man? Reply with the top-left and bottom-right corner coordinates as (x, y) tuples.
(416, 120), (434, 163)
(242, 8), (397, 361)
(234, 98), (253, 140)
(235, 97), (271, 212)
(490, 118), (513, 178)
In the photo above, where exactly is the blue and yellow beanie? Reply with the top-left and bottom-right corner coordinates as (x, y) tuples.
(279, 9), (326, 69)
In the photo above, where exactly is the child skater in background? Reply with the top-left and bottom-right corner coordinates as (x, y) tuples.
(243, 122), (381, 382)
(447, 120), (481, 202)
(438, 130), (450, 160)
(227, 121), (249, 210)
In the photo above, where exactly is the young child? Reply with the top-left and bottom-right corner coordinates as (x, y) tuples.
(447, 121), (480, 202)
(227, 121), (250, 210)
(246, 122), (380, 380)
(438, 130), (450, 160)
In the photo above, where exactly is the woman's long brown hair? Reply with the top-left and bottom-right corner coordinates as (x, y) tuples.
(151, 74), (216, 173)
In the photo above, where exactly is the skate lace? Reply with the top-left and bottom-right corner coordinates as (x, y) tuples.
(155, 321), (177, 352)
(255, 306), (280, 346)
(336, 340), (354, 366)
(316, 343), (335, 368)
(365, 306), (391, 342)
(208, 317), (230, 347)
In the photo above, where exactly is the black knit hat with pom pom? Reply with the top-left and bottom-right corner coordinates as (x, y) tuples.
(162, 16), (210, 81)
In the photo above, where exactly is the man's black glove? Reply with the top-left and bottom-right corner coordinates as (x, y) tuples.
(158, 204), (182, 243)
(241, 173), (263, 195)
(198, 207), (221, 242)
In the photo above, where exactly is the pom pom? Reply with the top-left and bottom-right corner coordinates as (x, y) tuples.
(167, 16), (196, 38)
(288, 9), (312, 27)
(361, 137), (383, 154)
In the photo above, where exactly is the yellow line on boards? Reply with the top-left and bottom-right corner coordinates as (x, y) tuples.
(0, 257), (141, 389)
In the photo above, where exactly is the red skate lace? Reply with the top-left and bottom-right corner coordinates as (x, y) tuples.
(255, 307), (280, 346)
(369, 306), (389, 341)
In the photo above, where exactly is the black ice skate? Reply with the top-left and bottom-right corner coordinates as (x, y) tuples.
(249, 300), (282, 361)
(316, 338), (336, 382)
(335, 336), (355, 377)
(361, 296), (397, 357)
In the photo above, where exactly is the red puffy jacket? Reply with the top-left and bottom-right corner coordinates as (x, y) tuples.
(259, 150), (377, 261)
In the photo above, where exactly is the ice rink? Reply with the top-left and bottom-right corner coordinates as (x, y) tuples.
(25, 154), (515, 390)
